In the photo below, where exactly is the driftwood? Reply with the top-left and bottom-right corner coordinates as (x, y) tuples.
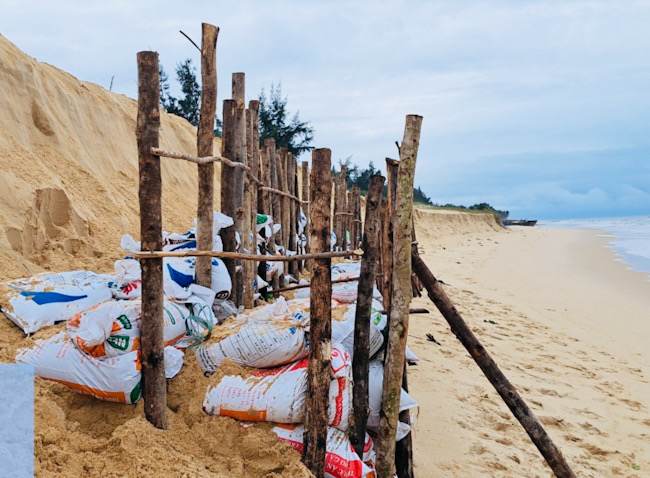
(136, 51), (166, 429)
(303, 148), (333, 477)
(350, 175), (385, 457)
(411, 250), (577, 478)
(133, 249), (363, 261)
(195, 24), (219, 289)
(377, 115), (423, 478)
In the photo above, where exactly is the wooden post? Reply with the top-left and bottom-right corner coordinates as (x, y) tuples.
(350, 175), (385, 457)
(352, 185), (361, 249)
(396, 363), (414, 478)
(233, 73), (247, 307)
(279, 148), (290, 254)
(411, 251), (577, 478)
(196, 24), (219, 289)
(377, 115), (423, 478)
(334, 165), (347, 250)
(303, 148), (333, 477)
(288, 154), (299, 278)
(382, 158), (399, 312)
(260, 139), (273, 215)
(346, 190), (354, 251)
(268, 139), (281, 293)
(301, 160), (310, 261)
(220, 99), (237, 298)
(136, 51), (166, 429)
(244, 100), (260, 308)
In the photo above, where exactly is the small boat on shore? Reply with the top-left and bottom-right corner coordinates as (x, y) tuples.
(503, 219), (537, 227)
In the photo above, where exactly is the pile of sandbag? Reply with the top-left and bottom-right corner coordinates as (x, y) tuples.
(14, 289), (218, 403)
(196, 273), (419, 478)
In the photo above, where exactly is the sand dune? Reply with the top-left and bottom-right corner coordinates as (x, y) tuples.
(0, 34), (219, 279)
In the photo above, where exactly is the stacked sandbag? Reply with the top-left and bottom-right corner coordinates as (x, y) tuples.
(194, 298), (308, 374)
(109, 256), (231, 301)
(16, 332), (183, 404)
(203, 345), (352, 431)
(66, 295), (214, 358)
(368, 360), (418, 440)
(0, 271), (112, 334)
(272, 425), (376, 478)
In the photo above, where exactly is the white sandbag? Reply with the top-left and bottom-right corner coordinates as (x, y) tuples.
(67, 293), (215, 358)
(331, 262), (361, 281)
(15, 333), (183, 404)
(203, 345), (351, 430)
(405, 345), (419, 362)
(109, 256), (230, 301)
(195, 311), (308, 373)
(1, 271), (112, 334)
(109, 259), (142, 299)
(332, 304), (384, 359)
(368, 360), (418, 439)
(272, 425), (373, 478)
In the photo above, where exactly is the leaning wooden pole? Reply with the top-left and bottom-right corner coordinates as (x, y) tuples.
(196, 23), (219, 288)
(136, 51), (166, 429)
(377, 115), (423, 478)
(350, 174), (385, 457)
(303, 148), (333, 477)
(411, 251), (577, 478)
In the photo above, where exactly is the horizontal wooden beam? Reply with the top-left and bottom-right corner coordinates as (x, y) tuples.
(132, 249), (363, 262)
(271, 276), (359, 294)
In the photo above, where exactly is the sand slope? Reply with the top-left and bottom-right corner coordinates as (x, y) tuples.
(0, 34), (220, 278)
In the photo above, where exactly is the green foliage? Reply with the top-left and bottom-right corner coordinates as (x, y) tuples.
(159, 59), (222, 136)
(433, 202), (509, 219)
(413, 186), (434, 206)
(259, 83), (314, 157)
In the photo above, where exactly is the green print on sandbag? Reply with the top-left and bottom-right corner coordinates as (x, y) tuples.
(107, 335), (131, 351)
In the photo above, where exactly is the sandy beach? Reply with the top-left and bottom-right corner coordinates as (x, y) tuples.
(409, 211), (650, 477)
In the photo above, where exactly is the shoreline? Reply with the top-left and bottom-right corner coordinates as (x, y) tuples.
(410, 216), (650, 477)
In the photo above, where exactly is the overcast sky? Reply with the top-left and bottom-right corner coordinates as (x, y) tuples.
(2, 0), (649, 219)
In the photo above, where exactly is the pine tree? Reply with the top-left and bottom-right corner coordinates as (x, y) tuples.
(259, 83), (314, 157)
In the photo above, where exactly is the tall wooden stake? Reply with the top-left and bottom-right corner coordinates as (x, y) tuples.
(411, 251), (577, 478)
(220, 99), (237, 297)
(334, 165), (347, 250)
(244, 100), (260, 308)
(136, 51), (166, 429)
(301, 160), (310, 261)
(377, 115), (423, 478)
(382, 158), (399, 312)
(303, 148), (333, 477)
(196, 23), (219, 289)
(288, 154), (299, 278)
(350, 174), (385, 457)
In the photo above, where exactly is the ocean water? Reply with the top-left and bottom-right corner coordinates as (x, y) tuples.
(539, 216), (650, 279)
